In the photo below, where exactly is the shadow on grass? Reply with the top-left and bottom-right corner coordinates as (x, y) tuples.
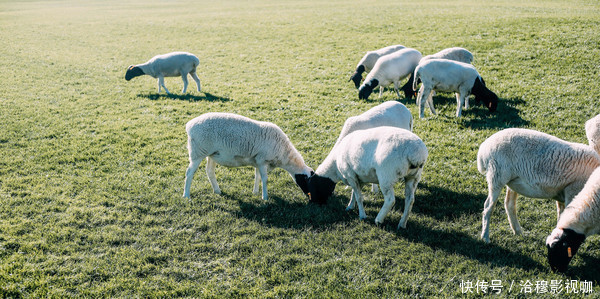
(415, 182), (484, 221)
(401, 95), (528, 130)
(565, 248), (600, 283)
(394, 221), (547, 272)
(233, 193), (352, 230)
(137, 92), (231, 102)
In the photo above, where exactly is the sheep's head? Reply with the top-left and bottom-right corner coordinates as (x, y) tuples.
(294, 170), (315, 197)
(585, 114), (600, 153)
(401, 73), (416, 99)
(546, 228), (586, 273)
(471, 77), (498, 113)
(307, 174), (336, 205)
(349, 65), (366, 89)
(125, 65), (144, 81)
(358, 79), (378, 100)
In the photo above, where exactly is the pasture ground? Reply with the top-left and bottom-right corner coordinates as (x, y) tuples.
(1, 0), (600, 297)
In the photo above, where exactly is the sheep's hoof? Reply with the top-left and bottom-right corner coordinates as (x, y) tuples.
(397, 223), (407, 230)
(213, 189), (222, 195)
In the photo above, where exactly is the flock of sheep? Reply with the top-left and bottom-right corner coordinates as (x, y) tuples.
(124, 47), (600, 273)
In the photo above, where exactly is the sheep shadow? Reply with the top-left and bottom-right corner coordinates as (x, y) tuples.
(414, 182), (484, 221)
(568, 251), (600, 283)
(138, 92), (231, 102)
(393, 221), (547, 272)
(400, 94), (528, 130)
(233, 193), (352, 230)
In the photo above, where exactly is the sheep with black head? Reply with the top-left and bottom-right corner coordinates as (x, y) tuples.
(125, 51), (201, 94)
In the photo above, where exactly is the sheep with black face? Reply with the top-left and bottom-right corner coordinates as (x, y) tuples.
(358, 48), (422, 101)
(546, 166), (600, 273)
(183, 112), (313, 201)
(349, 44), (406, 89)
(412, 58), (498, 118)
(307, 126), (427, 229)
(125, 51), (201, 94)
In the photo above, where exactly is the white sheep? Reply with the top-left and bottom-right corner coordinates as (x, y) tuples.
(125, 51), (201, 94)
(420, 47), (473, 64)
(417, 47), (473, 109)
(358, 48), (422, 101)
(307, 126), (428, 229)
(412, 59), (498, 118)
(585, 113), (600, 154)
(334, 101), (413, 193)
(349, 44), (406, 89)
(182, 112), (314, 200)
(546, 167), (600, 273)
(477, 128), (600, 243)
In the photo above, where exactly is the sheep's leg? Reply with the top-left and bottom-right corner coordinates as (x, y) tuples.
(481, 180), (504, 243)
(183, 156), (204, 198)
(375, 183), (396, 226)
(190, 72), (201, 92)
(460, 92), (470, 109)
(397, 176), (419, 229)
(347, 179), (366, 220)
(205, 157), (221, 194)
(504, 187), (522, 235)
(257, 165), (269, 200)
(456, 93), (465, 117)
(253, 167), (261, 195)
(158, 76), (170, 94)
(346, 188), (356, 211)
(371, 184), (379, 193)
(426, 91), (436, 115)
(417, 86), (433, 119)
(556, 201), (565, 220)
(181, 73), (189, 93)
(393, 81), (401, 99)
(378, 85), (384, 98)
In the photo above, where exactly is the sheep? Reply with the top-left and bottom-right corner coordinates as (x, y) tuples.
(349, 44), (406, 89)
(477, 128), (600, 243)
(358, 48), (422, 101)
(417, 47), (473, 110)
(182, 112), (314, 201)
(546, 167), (600, 273)
(585, 113), (600, 154)
(307, 126), (428, 229)
(125, 51), (201, 94)
(412, 59), (498, 118)
(334, 101), (413, 193)
(420, 47), (473, 64)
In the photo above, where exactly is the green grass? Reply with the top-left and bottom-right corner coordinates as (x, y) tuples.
(1, 0), (600, 297)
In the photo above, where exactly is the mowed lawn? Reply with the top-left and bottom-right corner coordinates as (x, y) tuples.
(1, 0), (600, 297)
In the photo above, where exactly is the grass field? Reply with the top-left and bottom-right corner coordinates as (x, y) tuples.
(1, 0), (600, 297)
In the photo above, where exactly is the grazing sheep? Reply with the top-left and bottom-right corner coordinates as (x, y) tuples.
(307, 127), (428, 229)
(421, 47), (473, 64)
(125, 51), (201, 94)
(477, 128), (600, 243)
(546, 167), (600, 273)
(349, 44), (406, 89)
(358, 48), (422, 101)
(334, 101), (413, 193)
(183, 112), (314, 200)
(418, 47), (473, 110)
(412, 59), (498, 118)
(585, 113), (600, 154)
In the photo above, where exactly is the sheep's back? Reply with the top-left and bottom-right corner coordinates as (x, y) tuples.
(186, 113), (291, 163)
(478, 128), (600, 188)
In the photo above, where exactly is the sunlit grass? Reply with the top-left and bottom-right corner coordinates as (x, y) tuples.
(1, 0), (600, 297)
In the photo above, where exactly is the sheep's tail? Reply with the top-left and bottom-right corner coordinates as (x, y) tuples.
(412, 67), (420, 92)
